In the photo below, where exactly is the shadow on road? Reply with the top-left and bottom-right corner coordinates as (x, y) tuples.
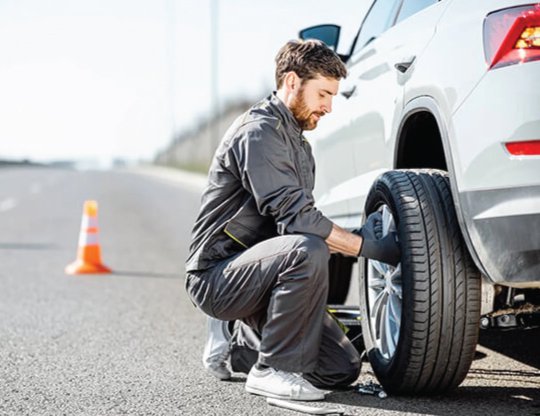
(0, 242), (58, 250)
(321, 328), (540, 415)
(479, 327), (540, 370)
(327, 385), (540, 416)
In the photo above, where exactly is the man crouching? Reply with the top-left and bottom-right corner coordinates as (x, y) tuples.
(185, 39), (400, 401)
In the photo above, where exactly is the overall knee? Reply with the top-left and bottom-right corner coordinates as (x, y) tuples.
(279, 235), (330, 289)
(300, 234), (330, 263)
(295, 234), (330, 280)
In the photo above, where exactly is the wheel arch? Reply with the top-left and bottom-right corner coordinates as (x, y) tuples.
(394, 97), (450, 173)
(393, 97), (489, 278)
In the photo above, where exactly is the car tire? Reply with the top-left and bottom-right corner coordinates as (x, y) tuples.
(327, 254), (355, 304)
(359, 169), (481, 395)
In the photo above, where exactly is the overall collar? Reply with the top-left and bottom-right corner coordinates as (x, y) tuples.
(268, 92), (303, 138)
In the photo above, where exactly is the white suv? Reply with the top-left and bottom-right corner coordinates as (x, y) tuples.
(301, 0), (540, 395)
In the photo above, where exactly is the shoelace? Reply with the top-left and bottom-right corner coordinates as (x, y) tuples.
(218, 349), (230, 361)
(275, 371), (313, 389)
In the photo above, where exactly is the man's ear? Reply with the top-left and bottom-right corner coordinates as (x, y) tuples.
(284, 71), (301, 92)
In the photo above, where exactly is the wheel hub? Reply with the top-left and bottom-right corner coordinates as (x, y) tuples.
(366, 205), (402, 360)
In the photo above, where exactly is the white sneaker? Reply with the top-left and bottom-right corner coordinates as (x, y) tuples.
(202, 318), (232, 380)
(245, 366), (328, 401)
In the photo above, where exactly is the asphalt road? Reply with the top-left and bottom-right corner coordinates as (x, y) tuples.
(0, 166), (539, 416)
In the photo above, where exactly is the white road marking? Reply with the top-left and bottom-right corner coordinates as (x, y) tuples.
(0, 197), (18, 212)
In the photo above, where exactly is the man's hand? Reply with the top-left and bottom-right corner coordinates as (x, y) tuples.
(353, 212), (401, 266)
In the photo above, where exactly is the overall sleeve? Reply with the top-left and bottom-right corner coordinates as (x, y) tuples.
(231, 122), (333, 239)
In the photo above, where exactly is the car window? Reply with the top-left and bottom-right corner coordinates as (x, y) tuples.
(396, 0), (439, 24)
(352, 0), (402, 56)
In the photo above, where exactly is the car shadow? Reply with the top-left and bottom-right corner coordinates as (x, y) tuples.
(320, 328), (540, 415)
(325, 385), (540, 416)
(478, 327), (540, 370)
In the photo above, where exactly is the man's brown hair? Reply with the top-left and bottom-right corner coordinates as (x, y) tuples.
(275, 39), (347, 88)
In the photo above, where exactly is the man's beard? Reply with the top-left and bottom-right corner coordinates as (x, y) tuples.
(290, 87), (324, 131)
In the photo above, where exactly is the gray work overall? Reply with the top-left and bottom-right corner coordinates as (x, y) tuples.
(185, 93), (360, 387)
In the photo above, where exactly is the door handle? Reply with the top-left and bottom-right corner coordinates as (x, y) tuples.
(341, 85), (357, 99)
(394, 56), (416, 73)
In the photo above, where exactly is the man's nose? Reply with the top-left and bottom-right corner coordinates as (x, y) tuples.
(323, 98), (333, 114)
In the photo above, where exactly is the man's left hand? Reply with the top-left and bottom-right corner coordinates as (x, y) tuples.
(353, 212), (401, 266)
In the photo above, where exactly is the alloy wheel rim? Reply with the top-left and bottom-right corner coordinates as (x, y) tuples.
(366, 204), (402, 360)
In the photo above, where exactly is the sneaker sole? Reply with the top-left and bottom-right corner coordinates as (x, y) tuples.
(206, 367), (231, 381)
(245, 385), (325, 401)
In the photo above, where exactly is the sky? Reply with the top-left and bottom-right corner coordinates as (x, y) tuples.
(0, 0), (371, 164)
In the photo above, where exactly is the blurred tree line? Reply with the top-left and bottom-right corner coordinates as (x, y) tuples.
(155, 99), (252, 174)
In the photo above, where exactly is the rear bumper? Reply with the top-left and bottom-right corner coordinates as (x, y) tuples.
(460, 185), (540, 286)
(451, 60), (540, 286)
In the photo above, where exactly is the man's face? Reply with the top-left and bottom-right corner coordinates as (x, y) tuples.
(289, 75), (339, 131)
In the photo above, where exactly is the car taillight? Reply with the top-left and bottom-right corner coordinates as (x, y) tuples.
(484, 4), (540, 69)
(505, 140), (540, 155)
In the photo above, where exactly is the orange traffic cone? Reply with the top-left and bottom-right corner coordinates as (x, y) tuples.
(65, 200), (111, 275)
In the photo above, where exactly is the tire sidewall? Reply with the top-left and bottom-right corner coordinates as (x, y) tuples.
(359, 173), (414, 386)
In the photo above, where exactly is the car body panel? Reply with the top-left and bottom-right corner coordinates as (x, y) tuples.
(306, 0), (540, 286)
(310, 0), (450, 216)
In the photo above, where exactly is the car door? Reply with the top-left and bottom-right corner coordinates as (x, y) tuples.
(309, 0), (403, 227)
(346, 0), (448, 221)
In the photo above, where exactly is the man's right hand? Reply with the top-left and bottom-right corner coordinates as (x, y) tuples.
(353, 211), (401, 267)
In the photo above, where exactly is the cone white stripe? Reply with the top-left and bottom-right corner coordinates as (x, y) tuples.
(81, 215), (98, 229)
(79, 232), (99, 246)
